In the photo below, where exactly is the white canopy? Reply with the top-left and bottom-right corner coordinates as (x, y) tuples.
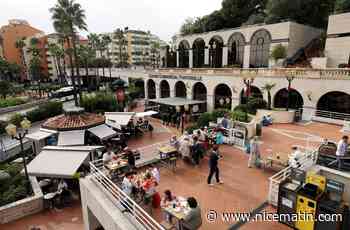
(26, 130), (54, 141)
(149, 97), (206, 106)
(26, 150), (89, 178)
(88, 124), (117, 140)
(105, 112), (135, 126)
(58, 130), (85, 146)
(135, 111), (158, 118)
(43, 145), (104, 152)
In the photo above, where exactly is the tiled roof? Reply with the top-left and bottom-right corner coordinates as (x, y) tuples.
(42, 113), (105, 131)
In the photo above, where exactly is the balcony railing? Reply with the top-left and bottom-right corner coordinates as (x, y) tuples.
(89, 160), (164, 230)
(314, 109), (350, 121)
(153, 68), (350, 79)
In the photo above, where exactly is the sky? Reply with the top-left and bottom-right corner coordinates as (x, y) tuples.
(0, 0), (222, 42)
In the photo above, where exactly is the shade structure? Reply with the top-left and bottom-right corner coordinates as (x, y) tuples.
(43, 145), (104, 152)
(58, 130), (85, 146)
(105, 112), (135, 126)
(26, 150), (90, 178)
(135, 111), (158, 118)
(149, 97), (206, 106)
(88, 124), (117, 140)
(26, 130), (54, 141)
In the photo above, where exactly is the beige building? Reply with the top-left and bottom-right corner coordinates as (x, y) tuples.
(325, 12), (350, 67)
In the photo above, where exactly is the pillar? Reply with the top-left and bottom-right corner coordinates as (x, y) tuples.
(232, 96), (240, 110)
(204, 48), (209, 66)
(189, 49), (193, 68)
(155, 83), (160, 99)
(222, 46), (228, 67)
(302, 106), (316, 121)
(243, 45), (250, 68)
(207, 94), (215, 112)
(144, 80), (149, 99)
(176, 51), (180, 68)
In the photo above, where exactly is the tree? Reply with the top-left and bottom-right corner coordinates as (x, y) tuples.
(114, 28), (128, 67)
(0, 81), (13, 98)
(102, 34), (113, 80)
(271, 44), (287, 61)
(261, 83), (276, 110)
(28, 37), (43, 98)
(335, 0), (350, 13)
(50, 0), (88, 106)
(77, 45), (95, 90)
(15, 37), (27, 81)
(48, 43), (65, 85)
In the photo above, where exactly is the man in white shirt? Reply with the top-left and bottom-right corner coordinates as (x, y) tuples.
(121, 172), (134, 196)
(103, 150), (116, 164)
(336, 136), (348, 170)
(289, 146), (303, 168)
(151, 166), (160, 185)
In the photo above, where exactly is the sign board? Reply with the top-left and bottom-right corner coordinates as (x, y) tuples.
(227, 128), (246, 147)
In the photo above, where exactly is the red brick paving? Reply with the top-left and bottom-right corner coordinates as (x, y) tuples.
(2, 120), (344, 230)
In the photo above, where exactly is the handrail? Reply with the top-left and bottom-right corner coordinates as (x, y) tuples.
(314, 109), (350, 121)
(89, 161), (164, 230)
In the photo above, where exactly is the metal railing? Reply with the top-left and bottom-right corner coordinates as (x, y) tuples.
(268, 147), (318, 206)
(89, 161), (164, 230)
(314, 109), (350, 121)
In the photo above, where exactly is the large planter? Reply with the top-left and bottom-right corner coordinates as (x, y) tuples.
(256, 109), (295, 124)
(234, 119), (257, 139)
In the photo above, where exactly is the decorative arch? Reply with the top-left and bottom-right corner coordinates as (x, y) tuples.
(178, 40), (190, 68)
(134, 79), (145, 98)
(240, 86), (263, 104)
(274, 88), (304, 109)
(193, 82), (208, 112)
(175, 81), (187, 98)
(227, 32), (246, 67)
(250, 29), (272, 68)
(192, 38), (205, 68)
(214, 84), (232, 109)
(317, 91), (350, 115)
(209, 35), (224, 68)
(160, 80), (170, 98)
(147, 79), (156, 99)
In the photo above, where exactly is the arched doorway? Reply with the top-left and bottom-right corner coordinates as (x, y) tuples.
(193, 82), (207, 112)
(240, 86), (263, 104)
(175, 81), (187, 98)
(214, 84), (232, 110)
(166, 46), (177, 68)
(209, 36), (224, 68)
(317, 91), (350, 115)
(178, 40), (190, 68)
(228, 33), (245, 67)
(192, 38), (205, 68)
(250, 29), (271, 68)
(274, 88), (304, 109)
(133, 79), (145, 98)
(147, 79), (156, 99)
(160, 80), (170, 98)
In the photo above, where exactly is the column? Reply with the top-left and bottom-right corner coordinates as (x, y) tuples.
(176, 51), (180, 68)
(231, 97), (240, 111)
(204, 48), (209, 66)
(187, 86), (193, 100)
(170, 86), (175, 98)
(222, 46), (228, 67)
(155, 83), (160, 99)
(207, 95), (215, 112)
(144, 80), (148, 99)
(243, 45), (250, 68)
(302, 106), (316, 121)
(189, 49), (193, 68)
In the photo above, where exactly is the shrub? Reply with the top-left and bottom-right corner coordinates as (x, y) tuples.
(211, 109), (231, 120)
(0, 81), (14, 99)
(197, 112), (214, 128)
(81, 92), (121, 113)
(0, 97), (28, 108)
(271, 44), (287, 61)
(232, 110), (251, 123)
(246, 98), (267, 115)
(9, 113), (24, 127)
(185, 125), (199, 134)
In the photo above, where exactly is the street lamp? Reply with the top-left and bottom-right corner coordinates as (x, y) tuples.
(286, 76), (295, 111)
(6, 117), (32, 195)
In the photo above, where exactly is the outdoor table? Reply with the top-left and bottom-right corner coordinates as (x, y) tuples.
(162, 196), (190, 230)
(105, 158), (129, 179)
(264, 153), (289, 170)
(158, 145), (178, 171)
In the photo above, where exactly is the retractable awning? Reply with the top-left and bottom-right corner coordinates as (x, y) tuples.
(88, 124), (117, 140)
(135, 111), (158, 118)
(149, 97), (206, 106)
(58, 130), (85, 146)
(26, 130), (54, 141)
(43, 145), (104, 152)
(26, 150), (89, 178)
(105, 112), (135, 126)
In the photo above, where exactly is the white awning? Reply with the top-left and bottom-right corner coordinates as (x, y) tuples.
(135, 111), (158, 118)
(149, 97), (206, 106)
(27, 150), (90, 178)
(88, 124), (117, 140)
(58, 130), (85, 146)
(26, 130), (54, 141)
(43, 145), (104, 152)
(105, 120), (122, 130)
(105, 112), (135, 126)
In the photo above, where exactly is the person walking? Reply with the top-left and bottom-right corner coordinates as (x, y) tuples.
(248, 136), (261, 168)
(207, 145), (223, 186)
(336, 136), (348, 170)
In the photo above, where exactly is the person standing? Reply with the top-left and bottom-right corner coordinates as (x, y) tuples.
(336, 136), (348, 170)
(248, 136), (260, 168)
(207, 145), (223, 186)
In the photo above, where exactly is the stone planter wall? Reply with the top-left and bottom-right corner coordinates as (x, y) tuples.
(0, 99), (48, 117)
(256, 109), (295, 124)
(0, 176), (43, 224)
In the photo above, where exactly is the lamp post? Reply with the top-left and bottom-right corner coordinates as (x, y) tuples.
(5, 117), (32, 195)
(286, 76), (295, 111)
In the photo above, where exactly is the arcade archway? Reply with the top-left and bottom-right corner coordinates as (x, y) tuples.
(209, 36), (224, 68)
(192, 38), (205, 68)
(317, 91), (350, 115)
(250, 29), (271, 68)
(274, 88), (304, 109)
(228, 32), (245, 67)
(193, 82), (207, 112)
(178, 40), (190, 68)
(240, 86), (263, 104)
(160, 80), (170, 98)
(147, 79), (156, 99)
(214, 84), (232, 110)
(175, 81), (187, 98)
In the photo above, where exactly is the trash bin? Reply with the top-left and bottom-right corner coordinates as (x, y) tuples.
(256, 123), (262, 137)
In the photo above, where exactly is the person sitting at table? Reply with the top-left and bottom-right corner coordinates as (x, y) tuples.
(125, 149), (136, 170)
(57, 179), (70, 206)
(103, 149), (116, 165)
(170, 135), (180, 150)
(137, 117), (144, 126)
(161, 190), (176, 223)
(151, 166), (160, 185)
(182, 197), (202, 230)
(179, 137), (191, 162)
(142, 173), (156, 205)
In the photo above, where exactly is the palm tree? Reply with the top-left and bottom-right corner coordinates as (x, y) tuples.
(261, 83), (276, 110)
(114, 28), (128, 68)
(102, 34), (112, 81)
(88, 33), (101, 89)
(28, 37), (43, 98)
(15, 37), (27, 81)
(48, 43), (65, 85)
(77, 45), (95, 90)
(50, 0), (87, 106)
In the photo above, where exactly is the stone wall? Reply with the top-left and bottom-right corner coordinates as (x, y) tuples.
(0, 176), (43, 224)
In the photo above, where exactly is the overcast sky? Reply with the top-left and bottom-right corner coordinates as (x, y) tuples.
(0, 0), (222, 41)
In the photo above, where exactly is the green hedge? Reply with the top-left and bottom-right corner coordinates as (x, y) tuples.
(0, 97), (28, 108)
(81, 92), (121, 113)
